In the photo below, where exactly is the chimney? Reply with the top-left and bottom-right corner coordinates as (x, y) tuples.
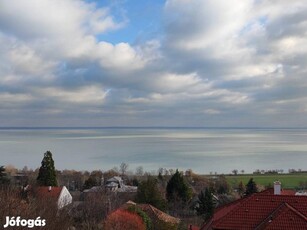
(48, 186), (52, 192)
(274, 181), (281, 195)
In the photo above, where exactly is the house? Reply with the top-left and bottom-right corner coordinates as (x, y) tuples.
(81, 177), (137, 205)
(201, 181), (307, 229)
(106, 176), (124, 189)
(105, 176), (137, 192)
(36, 186), (72, 209)
(11, 172), (28, 186)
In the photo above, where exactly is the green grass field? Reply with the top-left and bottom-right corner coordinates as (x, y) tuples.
(225, 173), (307, 189)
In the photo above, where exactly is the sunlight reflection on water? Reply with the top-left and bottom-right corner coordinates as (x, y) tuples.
(0, 128), (306, 174)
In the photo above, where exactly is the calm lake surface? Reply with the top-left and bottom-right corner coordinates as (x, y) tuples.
(1, 128), (307, 174)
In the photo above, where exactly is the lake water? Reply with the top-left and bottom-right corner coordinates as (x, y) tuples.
(0, 128), (307, 174)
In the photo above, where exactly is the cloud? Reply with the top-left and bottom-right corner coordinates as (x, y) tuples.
(96, 42), (145, 70)
(0, 0), (121, 39)
(35, 86), (108, 105)
(0, 0), (307, 127)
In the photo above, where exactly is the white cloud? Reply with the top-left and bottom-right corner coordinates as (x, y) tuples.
(96, 42), (145, 71)
(8, 43), (56, 76)
(0, 0), (120, 39)
(0, 0), (132, 62)
(1, 0), (307, 126)
(164, 0), (253, 52)
(0, 92), (33, 103)
(35, 86), (108, 105)
(273, 36), (307, 58)
(152, 72), (201, 93)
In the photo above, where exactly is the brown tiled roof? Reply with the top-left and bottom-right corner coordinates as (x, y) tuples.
(137, 204), (180, 224)
(111, 201), (180, 227)
(202, 192), (307, 230)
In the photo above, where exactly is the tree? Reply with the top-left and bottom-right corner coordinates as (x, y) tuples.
(136, 176), (166, 211)
(215, 175), (229, 194)
(0, 186), (73, 230)
(37, 151), (58, 186)
(120, 162), (129, 176)
(245, 178), (257, 195)
(166, 169), (192, 203)
(104, 210), (146, 230)
(82, 170), (103, 190)
(135, 166), (144, 176)
(232, 169), (238, 175)
(196, 188), (214, 221)
(238, 181), (245, 197)
(83, 176), (98, 190)
(0, 166), (10, 185)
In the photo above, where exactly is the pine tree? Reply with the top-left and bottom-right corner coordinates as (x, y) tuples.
(37, 151), (58, 186)
(166, 169), (192, 203)
(196, 188), (214, 221)
(0, 166), (10, 185)
(245, 178), (257, 195)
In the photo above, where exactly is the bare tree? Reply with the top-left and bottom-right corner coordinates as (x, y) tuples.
(75, 191), (109, 229)
(120, 162), (129, 176)
(135, 166), (144, 176)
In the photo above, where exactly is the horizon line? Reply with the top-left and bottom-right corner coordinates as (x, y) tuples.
(1, 126), (307, 130)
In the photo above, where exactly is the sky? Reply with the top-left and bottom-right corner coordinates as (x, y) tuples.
(1, 0), (307, 127)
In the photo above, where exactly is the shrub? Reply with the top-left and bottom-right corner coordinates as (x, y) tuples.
(127, 205), (152, 230)
(104, 209), (146, 230)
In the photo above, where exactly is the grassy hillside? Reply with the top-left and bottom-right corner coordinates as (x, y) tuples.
(225, 173), (307, 189)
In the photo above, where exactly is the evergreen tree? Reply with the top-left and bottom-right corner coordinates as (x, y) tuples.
(136, 176), (166, 211)
(196, 188), (214, 221)
(0, 166), (10, 185)
(166, 169), (192, 203)
(245, 178), (257, 195)
(83, 176), (97, 190)
(37, 151), (58, 186)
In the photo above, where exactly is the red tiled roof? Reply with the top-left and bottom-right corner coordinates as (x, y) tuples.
(261, 188), (296, 196)
(255, 203), (307, 230)
(188, 225), (200, 230)
(202, 192), (307, 230)
(36, 186), (62, 200)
